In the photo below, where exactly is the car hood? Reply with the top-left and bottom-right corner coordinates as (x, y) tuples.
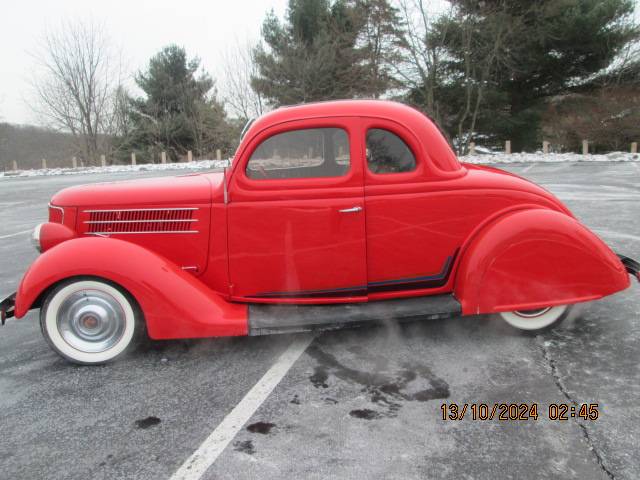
(51, 172), (223, 207)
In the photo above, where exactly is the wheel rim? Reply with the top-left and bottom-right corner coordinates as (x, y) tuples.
(499, 305), (568, 331)
(56, 289), (126, 353)
(513, 307), (552, 318)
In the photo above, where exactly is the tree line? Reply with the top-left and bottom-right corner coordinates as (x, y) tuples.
(6, 0), (639, 168)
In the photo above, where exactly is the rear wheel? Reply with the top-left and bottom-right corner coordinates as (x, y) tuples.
(40, 279), (142, 365)
(499, 305), (571, 332)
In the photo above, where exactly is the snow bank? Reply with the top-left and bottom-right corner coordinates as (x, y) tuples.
(462, 151), (640, 164)
(2, 151), (639, 178)
(1, 159), (230, 178)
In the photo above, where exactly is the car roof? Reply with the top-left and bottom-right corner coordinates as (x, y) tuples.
(241, 100), (462, 174)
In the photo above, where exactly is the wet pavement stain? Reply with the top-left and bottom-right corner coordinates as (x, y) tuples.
(310, 366), (329, 388)
(307, 345), (450, 418)
(134, 416), (161, 429)
(246, 422), (276, 434)
(233, 440), (255, 455)
(349, 409), (381, 420)
(98, 454), (114, 467)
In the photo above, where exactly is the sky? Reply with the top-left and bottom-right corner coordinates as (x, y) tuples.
(0, 0), (289, 125)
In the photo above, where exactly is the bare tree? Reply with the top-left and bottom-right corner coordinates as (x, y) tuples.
(219, 39), (265, 121)
(30, 20), (122, 165)
(394, 0), (453, 127)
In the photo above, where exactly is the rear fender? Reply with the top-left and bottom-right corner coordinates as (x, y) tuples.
(454, 208), (629, 315)
(15, 237), (247, 339)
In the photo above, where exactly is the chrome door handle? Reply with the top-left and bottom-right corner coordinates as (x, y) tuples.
(339, 206), (363, 213)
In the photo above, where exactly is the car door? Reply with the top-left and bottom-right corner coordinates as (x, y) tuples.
(227, 117), (367, 302)
(362, 118), (456, 299)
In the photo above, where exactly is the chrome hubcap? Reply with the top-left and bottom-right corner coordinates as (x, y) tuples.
(513, 307), (552, 318)
(57, 289), (126, 353)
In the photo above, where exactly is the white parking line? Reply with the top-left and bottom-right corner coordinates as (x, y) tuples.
(0, 229), (31, 240)
(169, 334), (316, 480)
(522, 164), (536, 174)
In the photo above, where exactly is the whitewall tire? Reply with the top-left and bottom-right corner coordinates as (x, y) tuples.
(499, 305), (571, 332)
(40, 279), (141, 365)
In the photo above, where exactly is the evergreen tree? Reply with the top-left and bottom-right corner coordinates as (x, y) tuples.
(252, 0), (401, 107)
(127, 45), (233, 161)
(418, 0), (638, 151)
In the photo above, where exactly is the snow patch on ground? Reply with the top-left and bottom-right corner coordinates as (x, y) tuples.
(462, 151), (640, 164)
(2, 151), (639, 178)
(0, 159), (230, 178)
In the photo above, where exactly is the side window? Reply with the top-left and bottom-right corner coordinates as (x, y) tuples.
(366, 128), (416, 174)
(246, 128), (350, 180)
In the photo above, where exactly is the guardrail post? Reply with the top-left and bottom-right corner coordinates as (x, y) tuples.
(42, 158), (47, 169)
(11, 160), (17, 171)
(131, 152), (136, 165)
(72, 157), (77, 168)
(469, 142), (476, 155)
(582, 140), (589, 155)
(216, 149), (221, 161)
(505, 140), (511, 154)
(543, 141), (550, 154)
(187, 150), (193, 162)
(632, 142), (638, 154)
(100, 154), (106, 167)
(161, 151), (167, 164)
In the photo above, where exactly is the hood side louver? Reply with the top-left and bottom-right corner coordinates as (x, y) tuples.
(83, 208), (198, 234)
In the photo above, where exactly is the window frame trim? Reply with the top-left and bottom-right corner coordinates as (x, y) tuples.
(232, 117), (363, 193)
(365, 127), (418, 176)
(361, 117), (426, 184)
(245, 126), (352, 182)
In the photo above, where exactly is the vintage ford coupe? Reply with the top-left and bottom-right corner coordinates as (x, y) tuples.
(1, 100), (639, 364)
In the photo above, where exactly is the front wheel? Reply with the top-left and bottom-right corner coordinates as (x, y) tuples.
(499, 305), (572, 332)
(40, 279), (142, 365)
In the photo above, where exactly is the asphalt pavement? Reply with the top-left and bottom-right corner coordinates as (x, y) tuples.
(0, 162), (638, 480)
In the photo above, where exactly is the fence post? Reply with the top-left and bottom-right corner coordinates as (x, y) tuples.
(631, 142), (638, 154)
(72, 157), (77, 168)
(543, 141), (550, 154)
(469, 142), (476, 155)
(42, 158), (47, 169)
(11, 160), (17, 171)
(161, 151), (167, 164)
(100, 155), (106, 167)
(582, 140), (589, 155)
(505, 140), (511, 154)
(187, 150), (193, 162)
(216, 149), (221, 161)
(131, 152), (136, 166)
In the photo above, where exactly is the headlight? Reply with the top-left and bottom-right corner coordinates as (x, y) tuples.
(31, 224), (43, 253)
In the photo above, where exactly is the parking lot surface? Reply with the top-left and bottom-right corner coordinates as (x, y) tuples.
(0, 162), (638, 479)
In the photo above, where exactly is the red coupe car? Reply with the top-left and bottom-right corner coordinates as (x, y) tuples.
(2, 100), (638, 364)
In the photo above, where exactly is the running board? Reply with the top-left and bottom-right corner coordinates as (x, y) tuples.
(248, 294), (461, 336)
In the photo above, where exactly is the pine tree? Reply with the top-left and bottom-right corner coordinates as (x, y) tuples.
(252, 0), (401, 107)
(416, 0), (638, 151)
(127, 45), (233, 161)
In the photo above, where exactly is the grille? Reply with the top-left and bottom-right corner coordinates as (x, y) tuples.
(83, 208), (198, 234)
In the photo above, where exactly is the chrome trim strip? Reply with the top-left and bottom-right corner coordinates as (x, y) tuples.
(84, 219), (198, 224)
(83, 207), (199, 213)
(85, 231), (199, 235)
(48, 204), (65, 223)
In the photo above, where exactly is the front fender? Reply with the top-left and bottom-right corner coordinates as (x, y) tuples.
(15, 237), (247, 339)
(454, 208), (629, 315)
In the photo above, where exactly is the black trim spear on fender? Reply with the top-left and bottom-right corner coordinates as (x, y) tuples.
(0, 292), (16, 325)
(617, 254), (640, 282)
